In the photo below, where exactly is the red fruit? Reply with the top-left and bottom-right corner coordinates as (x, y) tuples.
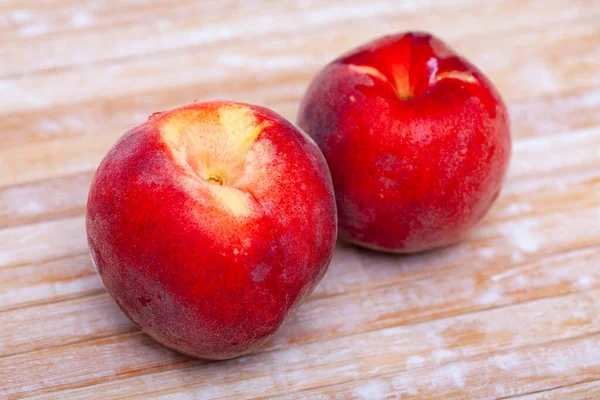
(298, 32), (511, 253)
(86, 101), (337, 360)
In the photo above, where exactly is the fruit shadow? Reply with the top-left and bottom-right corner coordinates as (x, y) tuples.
(315, 237), (466, 299)
(255, 238), (468, 353)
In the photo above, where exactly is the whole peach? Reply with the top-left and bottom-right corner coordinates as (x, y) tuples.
(87, 101), (337, 359)
(298, 32), (511, 253)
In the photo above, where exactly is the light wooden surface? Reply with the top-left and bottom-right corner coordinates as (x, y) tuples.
(1, 0), (599, 398)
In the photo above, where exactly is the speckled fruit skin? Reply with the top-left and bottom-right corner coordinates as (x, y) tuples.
(298, 32), (511, 253)
(86, 101), (337, 360)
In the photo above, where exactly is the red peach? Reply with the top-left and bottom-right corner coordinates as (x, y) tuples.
(86, 101), (337, 360)
(298, 32), (511, 253)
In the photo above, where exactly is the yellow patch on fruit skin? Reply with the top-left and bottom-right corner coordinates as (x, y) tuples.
(159, 108), (219, 179)
(208, 185), (252, 217)
(158, 103), (274, 217)
(433, 71), (478, 84)
(347, 64), (389, 83)
(347, 64), (413, 100)
(392, 64), (411, 99)
(159, 103), (271, 183)
(218, 105), (272, 156)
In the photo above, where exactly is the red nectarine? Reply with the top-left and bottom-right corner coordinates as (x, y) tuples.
(298, 32), (511, 253)
(87, 101), (337, 359)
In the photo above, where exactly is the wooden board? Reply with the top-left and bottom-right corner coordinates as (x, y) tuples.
(1, 0), (599, 398)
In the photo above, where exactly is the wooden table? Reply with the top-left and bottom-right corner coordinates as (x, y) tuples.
(1, 0), (599, 398)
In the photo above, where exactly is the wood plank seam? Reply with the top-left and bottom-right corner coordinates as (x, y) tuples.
(499, 377), (600, 400)
(281, 330), (600, 399)
(15, 286), (600, 397)
(1, 240), (596, 318)
(3, 0), (596, 81)
(1, 123), (598, 229)
(1, 78), (598, 153)
(2, 9), (594, 115)
(0, 288), (104, 314)
(504, 378), (600, 400)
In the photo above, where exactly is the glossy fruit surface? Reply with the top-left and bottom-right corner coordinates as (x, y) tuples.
(299, 32), (511, 253)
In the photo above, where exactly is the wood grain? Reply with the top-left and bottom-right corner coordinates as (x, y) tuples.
(1, 0), (599, 398)
(1, 0), (593, 78)
(17, 290), (600, 399)
(509, 380), (600, 400)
